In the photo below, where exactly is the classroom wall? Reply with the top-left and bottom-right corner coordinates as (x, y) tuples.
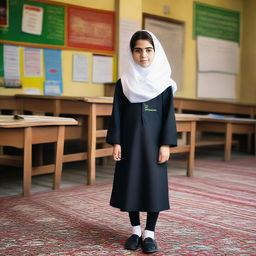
(142, 0), (244, 100)
(240, 0), (256, 104)
(0, 0), (255, 103)
(49, 0), (116, 97)
(0, 0), (115, 97)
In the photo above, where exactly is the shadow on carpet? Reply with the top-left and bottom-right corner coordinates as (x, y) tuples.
(0, 157), (256, 255)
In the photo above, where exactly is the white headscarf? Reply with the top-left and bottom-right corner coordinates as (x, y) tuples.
(121, 30), (177, 103)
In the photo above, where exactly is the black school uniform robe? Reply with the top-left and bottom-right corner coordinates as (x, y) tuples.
(106, 79), (177, 212)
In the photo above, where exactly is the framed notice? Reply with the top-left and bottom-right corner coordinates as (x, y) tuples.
(67, 6), (115, 52)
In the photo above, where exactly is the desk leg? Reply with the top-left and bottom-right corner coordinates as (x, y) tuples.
(54, 126), (65, 189)
(225, 123), (232, 161)
(254, 124), (256, 156)
(187, 121), (196, 177)
(247, 134), (252, 153)
(87, 104), (96, 185)
(23, 127), (32, 197)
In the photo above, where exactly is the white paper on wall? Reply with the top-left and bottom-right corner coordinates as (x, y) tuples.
(197, 36), (239, 74)
(4, 45), (20, 80)
(24, 47), (42, 77)
(73, 54), (89, 82)
(92, 55), (113, 83)
(22, 4), (43, 35)
(198, 72), (236, 99)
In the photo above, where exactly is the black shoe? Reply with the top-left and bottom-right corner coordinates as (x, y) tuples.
(124, 234), (142, 250)
(142, 237), (158, 254)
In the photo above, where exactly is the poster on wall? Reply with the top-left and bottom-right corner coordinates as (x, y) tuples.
(67, 6), (115, 51)
(197, 36), (239, 74)
(198, 73), (236, 99)
(24, 47), (43, 77)
(0, 0), (8, 27)
(73, 54), (89, 82)
(44, 49), (62, 95)
(22, 4), (43, 35)
(3, 44), (21, 88)
(92, 55), (113, 83)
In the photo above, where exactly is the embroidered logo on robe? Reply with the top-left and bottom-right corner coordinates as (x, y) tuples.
(144, 104), (157, 112)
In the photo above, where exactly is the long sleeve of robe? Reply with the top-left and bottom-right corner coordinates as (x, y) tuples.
(160, 86), (177, 146)
(106, 80), (123, 145)
(106, 79), (177, 212)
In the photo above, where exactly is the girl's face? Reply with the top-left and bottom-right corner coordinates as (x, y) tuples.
(132, 39), (155, 67)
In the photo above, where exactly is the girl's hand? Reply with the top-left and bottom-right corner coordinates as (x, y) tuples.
(113, 144), (121, 161)
(158, 145), (170, 164)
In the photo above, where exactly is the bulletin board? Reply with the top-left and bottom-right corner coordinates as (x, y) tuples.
(0, 0), (115, 53)
(0, 0), (65, 47)
(193, 3), (240, 99)
(193, 2), (240, 43)
(0, 0), (116, 94)
(67, 6), (115, 51)
(0, 45), (3, 76)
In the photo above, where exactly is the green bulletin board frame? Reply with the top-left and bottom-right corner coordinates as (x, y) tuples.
(193, 2), (240, 43)
(0, 0), (65, 47)
(0, 44), (3, 77)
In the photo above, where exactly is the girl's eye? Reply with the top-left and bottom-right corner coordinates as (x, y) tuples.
(134, 48), (154, 54)
(134, 49), (142, 53)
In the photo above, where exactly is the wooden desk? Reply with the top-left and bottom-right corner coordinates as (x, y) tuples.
(174, 97), (256, 118)
(60, 98), (198, 180)
(0, 115), (77, 196)
(15, 95), (114, 185)
(197, 115), (256, 161)
(104, 83), (256, 118)
(0, 95), (19, 114)
(14, 95), (199, 184)
(171, 114), (198, 177)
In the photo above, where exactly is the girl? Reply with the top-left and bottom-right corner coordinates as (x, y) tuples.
(107, 30), (177, 254)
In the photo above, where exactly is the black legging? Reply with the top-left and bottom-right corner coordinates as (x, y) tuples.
(129, 211), (159, 232)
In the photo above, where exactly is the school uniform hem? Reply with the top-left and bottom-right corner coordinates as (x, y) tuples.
(109, 203), (170, 212)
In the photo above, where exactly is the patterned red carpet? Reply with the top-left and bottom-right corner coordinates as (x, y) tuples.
(0, 157), (256, 255)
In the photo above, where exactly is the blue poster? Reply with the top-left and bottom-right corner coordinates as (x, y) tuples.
(44, 49), (63, 95)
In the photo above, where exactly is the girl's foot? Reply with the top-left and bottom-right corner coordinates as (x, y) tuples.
(142, 237), (157, 254)
(124, 234), (142, 250)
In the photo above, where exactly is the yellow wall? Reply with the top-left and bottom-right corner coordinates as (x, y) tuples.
(52, 0), (115, 11)
(240, 0), (256, 104)
(118, 0), (142, 21)
(46, 0), (115, 97)
(143, 0), (244, 100)
(0, 0), (255, 103)
(0, 0), (115, 97)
